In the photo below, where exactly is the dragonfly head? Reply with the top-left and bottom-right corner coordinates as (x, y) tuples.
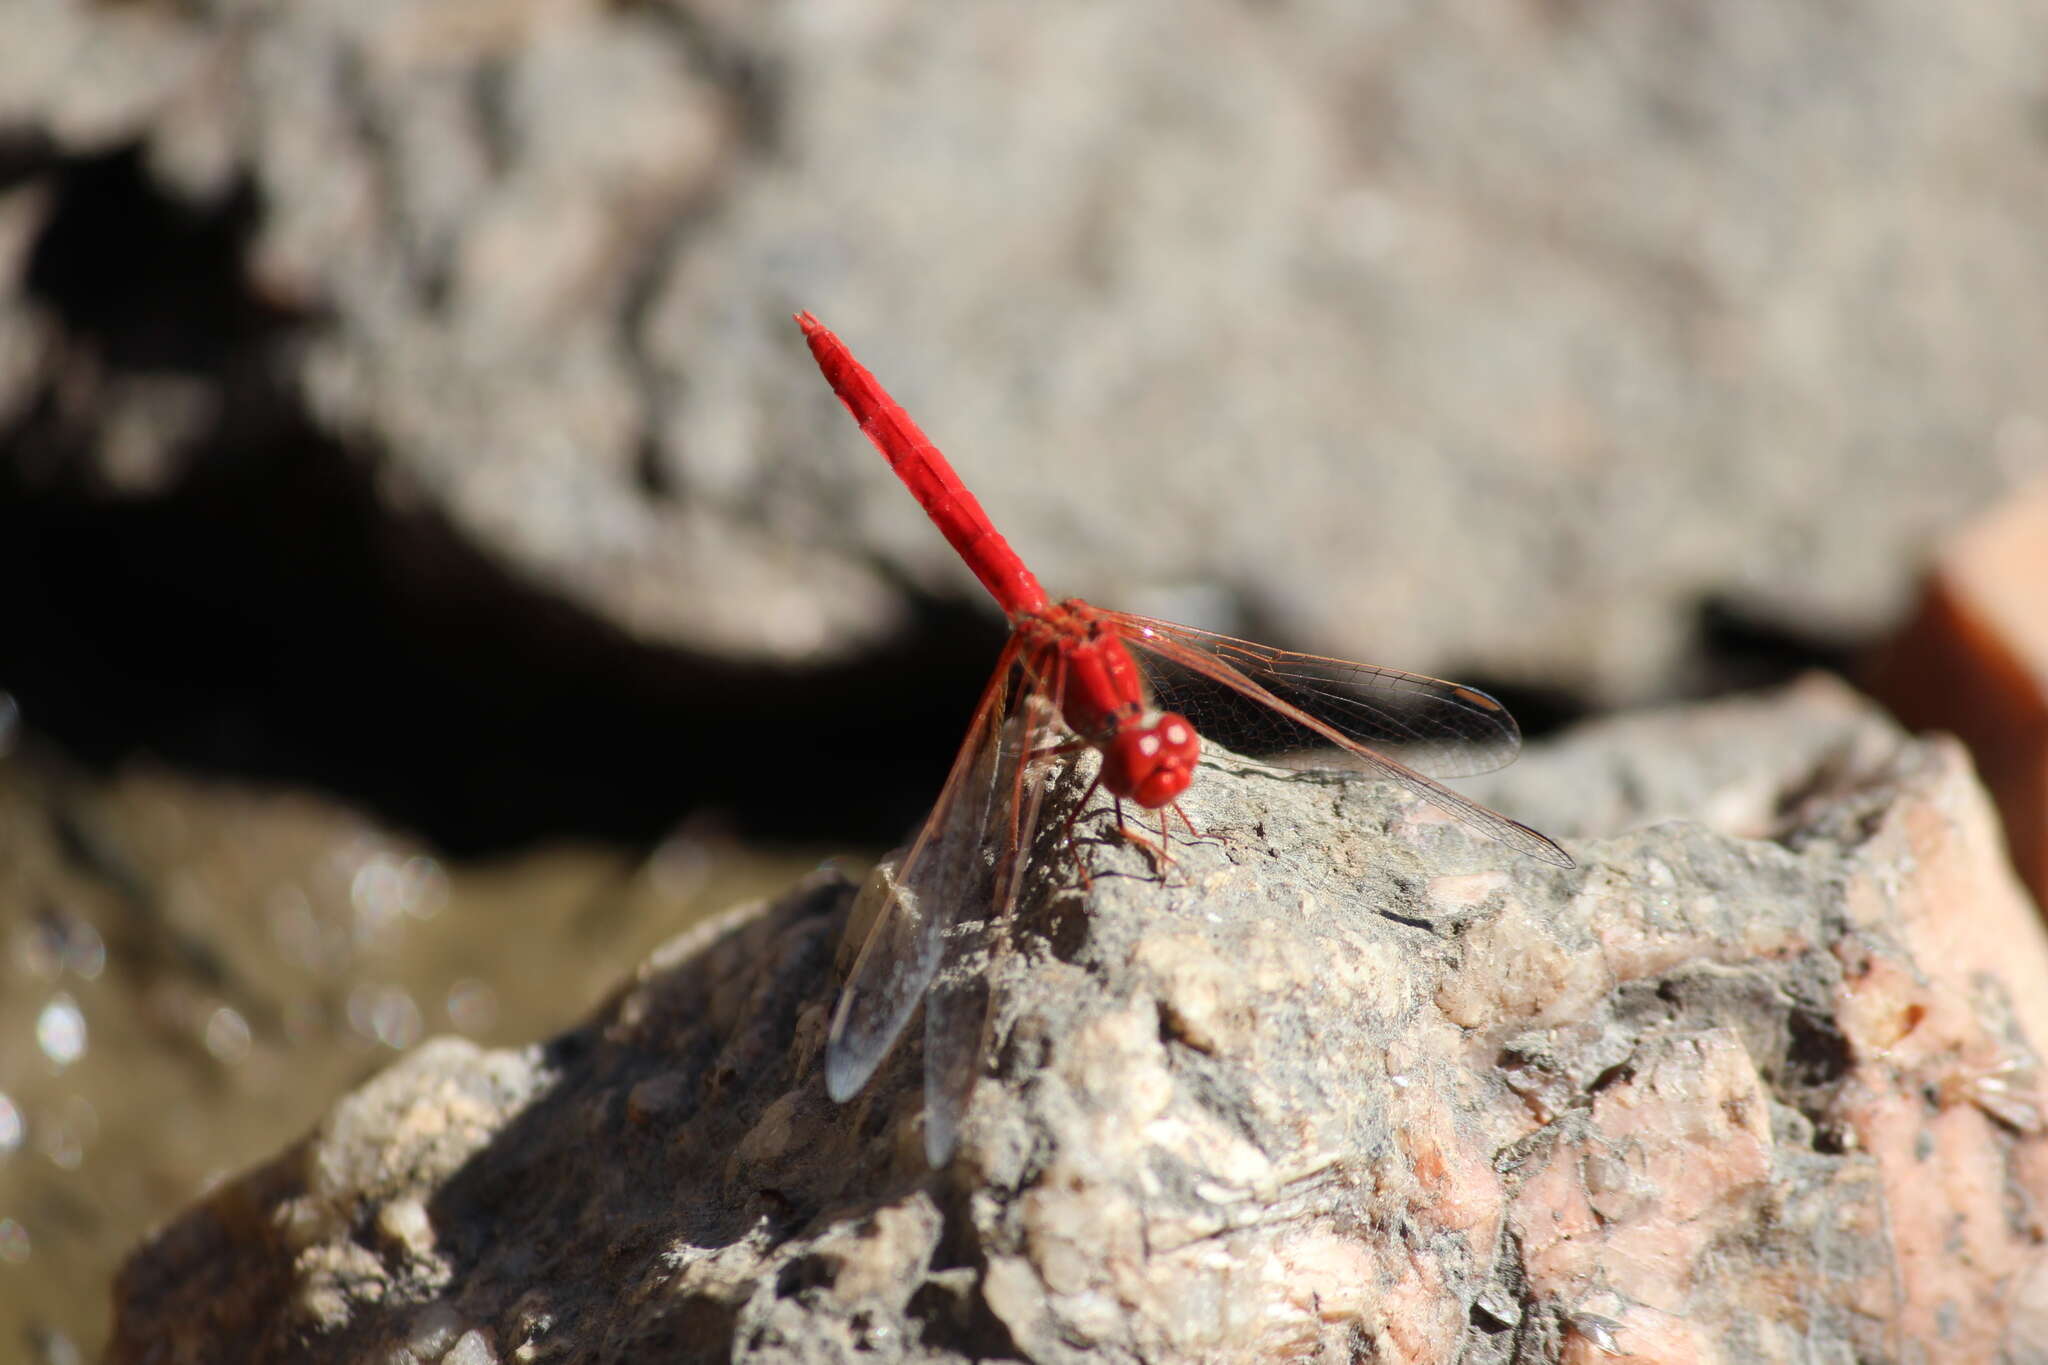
(1101, 711), (1199, 808)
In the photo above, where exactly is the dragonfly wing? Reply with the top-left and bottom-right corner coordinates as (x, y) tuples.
(922, 684), (1059, 1165)
(922, 960), (991, 1166)
(1103, 612), (1523, 779)
(825, 640), (1026, 1104)
(1120, 623), (1574, 869)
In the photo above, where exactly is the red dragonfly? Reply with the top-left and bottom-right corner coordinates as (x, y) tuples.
(797, 312), (1571, 1164)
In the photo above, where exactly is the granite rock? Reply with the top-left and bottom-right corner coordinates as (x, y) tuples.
(109, 679), (2048, 1362)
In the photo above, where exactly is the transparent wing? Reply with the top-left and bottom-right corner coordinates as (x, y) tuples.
(1110, 615), (1573, 869)
(921, 678), (1059, 1166)
(825, 638), (1063, 1166)
(1102, 613), (1523, 779)
(825, 639), (1024, 1105)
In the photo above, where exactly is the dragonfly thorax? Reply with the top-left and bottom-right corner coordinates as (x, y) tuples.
(1098, 710), (1199, 809)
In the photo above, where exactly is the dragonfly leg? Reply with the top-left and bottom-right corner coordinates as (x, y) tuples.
(1063, 773), (1103, 890)
(1157, 804), (1196, 860)
(1110, 795), (1173, 874)
(1062, 768), (1181, 882)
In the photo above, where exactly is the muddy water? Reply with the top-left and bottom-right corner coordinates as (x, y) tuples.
(0, 731), (829, 1361)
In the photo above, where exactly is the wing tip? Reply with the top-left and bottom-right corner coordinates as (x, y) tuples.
(923, 1116), (960, 1168)
(1510, 826), (1577, 869)
(823, 1043), (875, 1104)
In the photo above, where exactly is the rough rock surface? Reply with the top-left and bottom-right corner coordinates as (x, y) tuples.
(6, 2), (2048, 696)
(109, 678), (2048, 1363)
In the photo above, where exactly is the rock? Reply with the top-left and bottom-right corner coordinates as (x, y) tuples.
(1871, 475), (2048, 908)
(4, 2), (2047, 694)
(107, 679), (2048, 1362)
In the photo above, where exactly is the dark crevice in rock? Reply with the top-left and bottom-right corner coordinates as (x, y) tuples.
(772, 1252), (838, 1299)
(1463, 1230), (1537, 1364)
(619, 1292), (742, 1365)
(1584, 1059), (1637, 1096)
(0, 130), (61, 199)
(907, 1272), (1024, 1362)
(924, 1187), (982, 1277)
(1376, 905), (1441, 933)
(1688, 594), (1865, 700)
(635, 430), (678, 499)
(1782, 1005), (1857, 1132)
(1784, 1005), (1854, 1087)
(23, 142), (297, 375)
(907, 1204), (1024, 1363)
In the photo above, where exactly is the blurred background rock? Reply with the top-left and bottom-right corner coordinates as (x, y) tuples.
(3, 0), (2047, 1357)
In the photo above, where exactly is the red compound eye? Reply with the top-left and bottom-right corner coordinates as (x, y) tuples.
(1101, 712), (1199, 808)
